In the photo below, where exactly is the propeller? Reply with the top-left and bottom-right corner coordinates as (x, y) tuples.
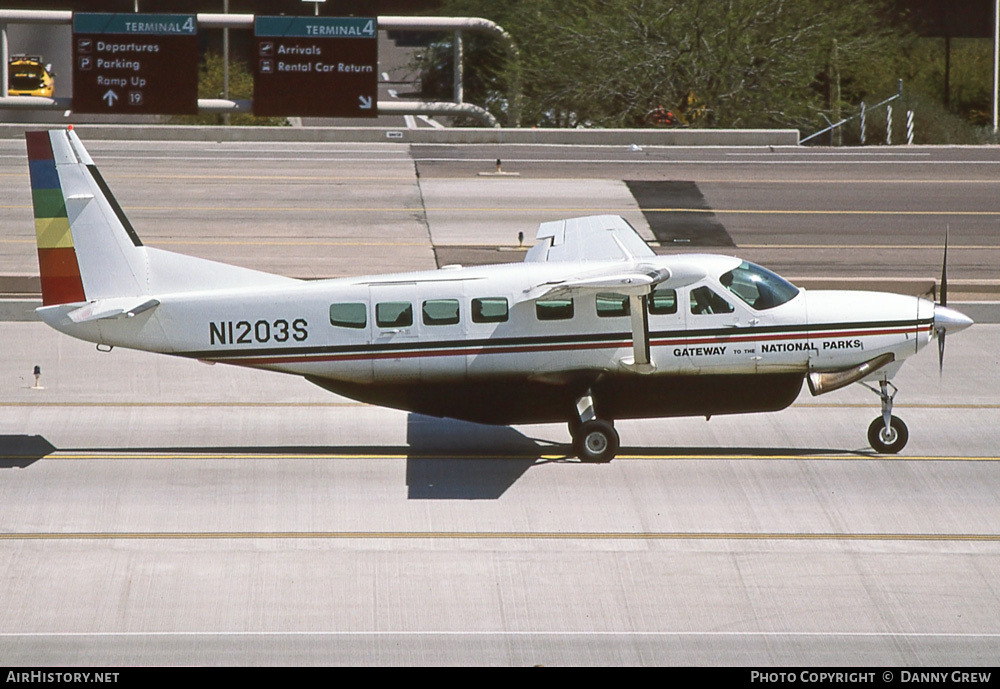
(932, 227), (974, 373)
(937, 227), (948, 373)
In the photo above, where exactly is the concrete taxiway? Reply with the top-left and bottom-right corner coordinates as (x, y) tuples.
(1, 138), (998, 665)
(2, 140), (999, 285)
(1, 321), (999, 665)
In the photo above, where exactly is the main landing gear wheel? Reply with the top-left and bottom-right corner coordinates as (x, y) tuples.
(868, 415), (908, 454)
(568, 415), (614, 438)
(573, 419), (619, 463)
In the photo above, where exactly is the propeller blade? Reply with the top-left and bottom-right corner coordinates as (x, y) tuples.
(940, 226), (949, 307)
(938, 330), (946, 375)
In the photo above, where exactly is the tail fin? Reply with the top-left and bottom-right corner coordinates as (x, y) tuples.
(27, 128), (146, 306)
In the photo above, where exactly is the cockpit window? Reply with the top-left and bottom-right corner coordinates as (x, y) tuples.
(690, 286), (734, 315)
(720, 261), (799, 311)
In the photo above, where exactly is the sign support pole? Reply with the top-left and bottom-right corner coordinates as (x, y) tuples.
(223, 0), (230, 125)
(0, 23), (8, 97)
(993, 0), (998, 134)
(454, 29), (463, 104)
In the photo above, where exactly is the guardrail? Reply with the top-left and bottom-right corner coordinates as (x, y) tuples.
(801, 81), (905, 146)
(0, 10), (517, 127)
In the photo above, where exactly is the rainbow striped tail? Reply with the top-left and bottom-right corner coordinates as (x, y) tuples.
(26, 130), (87, 306)
(26, 129), (146, 307)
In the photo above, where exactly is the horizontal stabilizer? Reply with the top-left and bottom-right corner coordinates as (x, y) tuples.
(66, 297), (160, 324)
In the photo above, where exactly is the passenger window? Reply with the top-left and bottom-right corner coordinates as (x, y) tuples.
(596, 293), (630, 318)
(329, 302), (367, 329)
(690, 286), (734, 315)
(422, 299), (460, 326)
(471, 297), (509, 323)
(536, 298), (574, 321)
(376, 301), (413, 328)
(648, 288), (677, 315)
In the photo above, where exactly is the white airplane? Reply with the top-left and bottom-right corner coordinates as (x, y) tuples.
(27, 128), (973, 461)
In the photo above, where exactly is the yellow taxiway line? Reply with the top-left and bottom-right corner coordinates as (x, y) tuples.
(1, 530), (997, 542)
(2, 451), (997, 463)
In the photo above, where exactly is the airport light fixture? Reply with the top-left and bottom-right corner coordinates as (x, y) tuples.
(303, 0), (326, 17)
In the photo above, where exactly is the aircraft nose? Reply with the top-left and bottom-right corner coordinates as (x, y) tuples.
(933, 304), (974, 334)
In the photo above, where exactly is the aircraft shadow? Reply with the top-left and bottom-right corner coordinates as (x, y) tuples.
(0, 435), (56, 468)
(0, 432), (875, 502)
(404, 414), (564, 500)
(0, 421), (566, 500)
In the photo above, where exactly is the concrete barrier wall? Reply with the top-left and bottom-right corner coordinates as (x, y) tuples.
(0, 124), (800, 146)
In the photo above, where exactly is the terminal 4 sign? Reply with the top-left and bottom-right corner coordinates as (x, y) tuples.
(253, 16), (378, 118)
(72, 13), (199, 115)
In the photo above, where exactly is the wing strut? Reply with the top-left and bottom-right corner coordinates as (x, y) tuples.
(622, 294), (655, 374)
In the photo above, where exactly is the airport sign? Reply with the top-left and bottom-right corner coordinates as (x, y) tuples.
(253, 16), (378, 118)
(72, 13), (199, 116)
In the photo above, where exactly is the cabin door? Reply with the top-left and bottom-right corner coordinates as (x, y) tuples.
(679, 284), (760, 373)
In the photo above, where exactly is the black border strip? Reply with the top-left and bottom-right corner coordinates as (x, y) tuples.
(86, 164), (143, 247)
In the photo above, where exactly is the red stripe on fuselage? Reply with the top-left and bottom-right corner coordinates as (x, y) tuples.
(200, 324), (930, 367)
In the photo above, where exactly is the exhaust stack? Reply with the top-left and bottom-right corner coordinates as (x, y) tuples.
(807, 352), (896, 396)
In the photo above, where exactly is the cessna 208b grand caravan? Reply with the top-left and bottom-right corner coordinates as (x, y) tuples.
(27, 128), (973, 461)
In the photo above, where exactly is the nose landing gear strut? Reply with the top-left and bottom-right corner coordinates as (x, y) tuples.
(864, 379), (909, 454)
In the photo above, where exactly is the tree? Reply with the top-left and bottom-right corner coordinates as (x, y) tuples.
(420, 0), (907, 130)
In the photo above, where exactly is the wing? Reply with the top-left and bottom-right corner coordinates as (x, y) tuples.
(519, 263), (670, 375)
(523, 215), (655, 263)
(520, 264), (672, 303)
(520, 216), (711, 373)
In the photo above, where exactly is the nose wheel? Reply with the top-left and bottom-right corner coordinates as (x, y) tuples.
(867, 415), (908, 454)
(864, 379), (909, 454)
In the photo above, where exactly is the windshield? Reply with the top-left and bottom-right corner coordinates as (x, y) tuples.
(10, 75), (45, 90)
(719, 261), (799, 311)
(10, 66), (46, 90)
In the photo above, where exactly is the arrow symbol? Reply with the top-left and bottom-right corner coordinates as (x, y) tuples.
(102, 90), (119, 107)
(359, 95), (373, 110)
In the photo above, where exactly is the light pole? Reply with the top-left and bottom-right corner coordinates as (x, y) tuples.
(993, 0), (998, 134)
(223, 0), (229, 125)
